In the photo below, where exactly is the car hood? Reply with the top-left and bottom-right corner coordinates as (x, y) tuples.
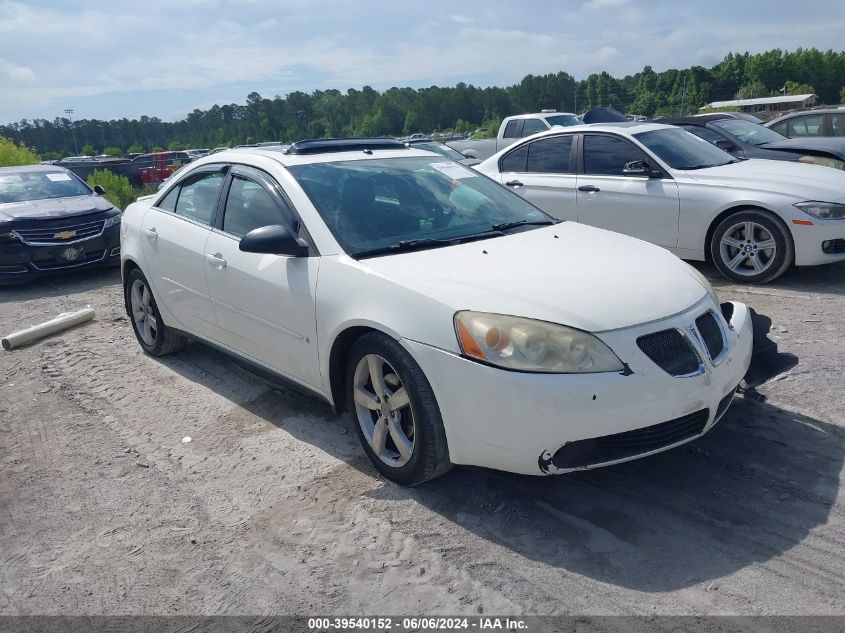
(759, 137), (845, 160)
(0, 194), (114, 223)
(683, 158), (845, 201)
(362, 223), (707, 333)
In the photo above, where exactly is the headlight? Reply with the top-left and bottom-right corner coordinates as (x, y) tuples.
(794, 201), (845, 220)
(798, 155), (845, 171)
(454, 311), (624, 373)
(686, 264), (719, 306)
(103, 212), (122, 228)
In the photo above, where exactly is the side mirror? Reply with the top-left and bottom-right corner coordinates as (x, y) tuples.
(239, 225), (309, 257)
(623, 160), (659, 177)
(713, 138), (738, 153)
(93, 185), (106, 195)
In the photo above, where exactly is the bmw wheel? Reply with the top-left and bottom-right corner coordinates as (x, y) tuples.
(346, 332), (451, 486)
(124, 268), (186, 356)
(711, 209), (793, 284)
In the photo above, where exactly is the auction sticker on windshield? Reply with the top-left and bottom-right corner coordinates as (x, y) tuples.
(430, 162), (476, 179)
(46, 173), (72, 181)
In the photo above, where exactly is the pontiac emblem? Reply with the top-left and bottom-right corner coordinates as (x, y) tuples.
(54, 230), (77, 240)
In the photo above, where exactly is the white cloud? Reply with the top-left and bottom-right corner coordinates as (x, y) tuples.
(584, 0), (630, 8)
(0, 57), (35, 83)
(449, 14), (473, 23)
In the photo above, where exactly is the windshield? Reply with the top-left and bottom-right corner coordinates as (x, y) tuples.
(634, 128), (737, 170)
(545, 115), (579, 127)
(0, 170), (91, 204)
(710, 119), (786, 146)
(288, 157), (554, 256)
(413, 142), (468, 161)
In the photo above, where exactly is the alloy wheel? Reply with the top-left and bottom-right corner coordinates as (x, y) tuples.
(129, 279), (158, 346)
(352, 354), (415, 467)
(719, 220), (778, 277)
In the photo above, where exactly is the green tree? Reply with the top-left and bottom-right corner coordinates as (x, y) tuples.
(103, 146), (123, 157)
(80, 143), (97, 156)
(127, 144), (144, 154)
(86, 170), (138, 210)
(0, 134), (40, 166)
(735, 80), (771, 100)
(167, 141), (186, 151)
(840, 86), (845, 103)
(783, 80), (816, 95)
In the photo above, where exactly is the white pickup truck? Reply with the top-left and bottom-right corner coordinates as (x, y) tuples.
(447, 110), (579, 161)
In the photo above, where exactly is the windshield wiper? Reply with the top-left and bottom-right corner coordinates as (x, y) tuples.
(353, 231), (508, 259)
(354, 237), (460, 259)
(490, 219), (559, 231)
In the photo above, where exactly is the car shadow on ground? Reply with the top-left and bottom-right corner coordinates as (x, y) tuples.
(692, 260), (845, 297)
(158, 342), (843, 593)
(0, 267), (120, 305)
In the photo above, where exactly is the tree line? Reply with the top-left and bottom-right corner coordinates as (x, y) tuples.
(3, 47), (844, 157)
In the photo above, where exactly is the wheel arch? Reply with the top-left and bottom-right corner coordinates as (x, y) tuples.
(704, 204), (794, 262)
(327, 325), (380, 413)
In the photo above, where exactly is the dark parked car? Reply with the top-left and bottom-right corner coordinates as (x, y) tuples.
(0, 165), (122, 285)
(765, 108), (845, 138)
(660, 114), (845, 170)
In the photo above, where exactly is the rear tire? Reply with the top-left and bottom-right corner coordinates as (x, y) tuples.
(124, 268), (186, 356)
(710, 209), (793, 284)
(346, 332), (451, 486)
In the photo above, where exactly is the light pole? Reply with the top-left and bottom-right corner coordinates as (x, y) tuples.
(64, 108), (79, 155)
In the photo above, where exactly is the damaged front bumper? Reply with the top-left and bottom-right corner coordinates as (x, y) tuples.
(403, 298), (792, 477)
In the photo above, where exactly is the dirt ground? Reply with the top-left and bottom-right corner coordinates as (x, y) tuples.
(1, 261), (844, 616)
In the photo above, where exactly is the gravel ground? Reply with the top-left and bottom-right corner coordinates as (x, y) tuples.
(0, 261), (843, 616)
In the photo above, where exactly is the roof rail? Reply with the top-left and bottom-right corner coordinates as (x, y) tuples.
(286, 138), (408, 155)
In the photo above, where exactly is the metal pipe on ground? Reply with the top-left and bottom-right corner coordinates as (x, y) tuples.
(2, 307), (96, 350)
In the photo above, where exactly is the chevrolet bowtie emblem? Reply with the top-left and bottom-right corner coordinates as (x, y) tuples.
(54, 230), (77, 240)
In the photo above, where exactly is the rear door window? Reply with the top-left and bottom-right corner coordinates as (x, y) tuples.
(500, 145), (529, 172)
(172, 172), (224, 225)
(789, 115), (824, 137)
(526, 135), (573, 173)
(502, 120), (522, 138)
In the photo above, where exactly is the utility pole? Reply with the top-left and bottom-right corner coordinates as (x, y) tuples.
(680, 75), (687, 117)
(574, 83), (578, 113)
(64, 108), (79, 155)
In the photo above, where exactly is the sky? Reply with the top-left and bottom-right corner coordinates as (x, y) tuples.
(1, 0), (844, 124)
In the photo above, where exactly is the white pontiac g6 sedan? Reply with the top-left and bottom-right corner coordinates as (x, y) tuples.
(121, 139), (759, 485)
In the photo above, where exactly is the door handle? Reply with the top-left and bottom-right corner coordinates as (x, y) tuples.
(505, 180), (524, 188)
(144, 227), (158, 240)
(206, 253), (227, 269)
(578, 185), (600, 193)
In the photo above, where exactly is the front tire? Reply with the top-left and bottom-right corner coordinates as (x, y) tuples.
(710, 209), (793, 284)
(124, 268), (186, 356)
(346, 332), (451, 486)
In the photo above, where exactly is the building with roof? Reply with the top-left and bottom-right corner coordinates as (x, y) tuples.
(700, 94), (817, 118)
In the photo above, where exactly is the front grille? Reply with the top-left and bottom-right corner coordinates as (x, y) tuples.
(551, 409), (709, 469)
(14, 217), (105, 245)
(695, 311), (725, 361)
(822, 239), (845, 254)
(32, 250), (107, 270)
(637, 329), (701, 376)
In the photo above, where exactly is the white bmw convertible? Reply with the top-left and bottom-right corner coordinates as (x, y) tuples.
(121, 139), (785, 484)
